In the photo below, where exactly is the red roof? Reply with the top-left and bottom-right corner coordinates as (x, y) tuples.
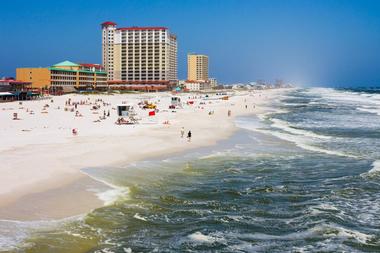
(101, 21), (117, 26)
(117, 26), (167, 31)
(0, 79), (32, 85)
(79, 63), (103, 69)
(185, 80), (208, 83)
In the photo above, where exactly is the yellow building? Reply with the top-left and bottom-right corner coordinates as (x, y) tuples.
(17, 61), (107, 90)
(187, 54), (208, 81)
(16, 68), (50, 89)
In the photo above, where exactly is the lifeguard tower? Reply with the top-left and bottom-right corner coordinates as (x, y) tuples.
(170, 96), (182, 109)
(117, 104), (134, 117)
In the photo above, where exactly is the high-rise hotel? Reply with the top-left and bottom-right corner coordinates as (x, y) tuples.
(187, 54), (209, 81)
(102, 21), (177, 89)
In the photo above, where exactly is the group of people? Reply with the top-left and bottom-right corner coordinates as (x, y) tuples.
(65, 98), (89, 107)
(75, 111), (83, 117)
(115, 117), (131, 125)
(95, 98), (111, 107)
(180, 127), (192, 142)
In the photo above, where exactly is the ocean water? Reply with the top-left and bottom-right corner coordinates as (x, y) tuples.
(2, 88), (380, 253)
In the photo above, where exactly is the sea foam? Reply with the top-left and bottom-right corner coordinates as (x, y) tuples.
(235, 224), (372, 244)
(0, 215), (83, 251)
(187, 231), (227, 245)
(96, 187), (129, 206)
(357, 107), (380, 116)
(361, 160), (380, 178)
(235, 113), (356, 158)
(250, 127), (354, 158)
(271, 118), (331, 140)
(80, 169), (130, 206)
(133, 213), (147, 221)
(368, 160), (380, 174)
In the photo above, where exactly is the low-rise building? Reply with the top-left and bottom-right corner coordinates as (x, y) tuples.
(17, 61), (107, 91)
(184, 80), (211, 91)
(0, 78), (40, 101)
(0, 78), (30, 92)
(209, 77), (218, 88)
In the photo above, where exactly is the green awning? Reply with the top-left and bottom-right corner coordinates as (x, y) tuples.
(48, 67), (106, 75)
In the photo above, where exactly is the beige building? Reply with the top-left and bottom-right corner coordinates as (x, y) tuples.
(187, 54), (208, 81)
(101, 21), (178, 87)
(17, 61), (107, 90)
(184, 80), (211, 91)
(209, 77), (218, 88)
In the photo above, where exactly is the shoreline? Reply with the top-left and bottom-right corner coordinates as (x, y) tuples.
(0, 89), (288, 221)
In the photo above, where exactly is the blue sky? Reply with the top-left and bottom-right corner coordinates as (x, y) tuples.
(1, 0), (380, 86)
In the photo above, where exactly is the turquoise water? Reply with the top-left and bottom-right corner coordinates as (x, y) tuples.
(2, 88), (380, 252)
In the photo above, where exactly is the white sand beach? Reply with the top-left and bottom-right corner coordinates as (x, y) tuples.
(0, 89), (284, 220)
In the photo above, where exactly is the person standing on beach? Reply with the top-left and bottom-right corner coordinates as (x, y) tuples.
(187, 131), (192, 142)
(181, 127), (185, 138)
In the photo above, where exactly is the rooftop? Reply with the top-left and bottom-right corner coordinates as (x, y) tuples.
(0, 78), (32, 85)
(117, 26), (168, 31)
(185, 80), (209, 83)
(48, 67), (106, 74)
(79, 63), (104, 69)
(188, 53), (208, 57)
(101, 21), (117, 26)
(53, 60), (80, 67)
